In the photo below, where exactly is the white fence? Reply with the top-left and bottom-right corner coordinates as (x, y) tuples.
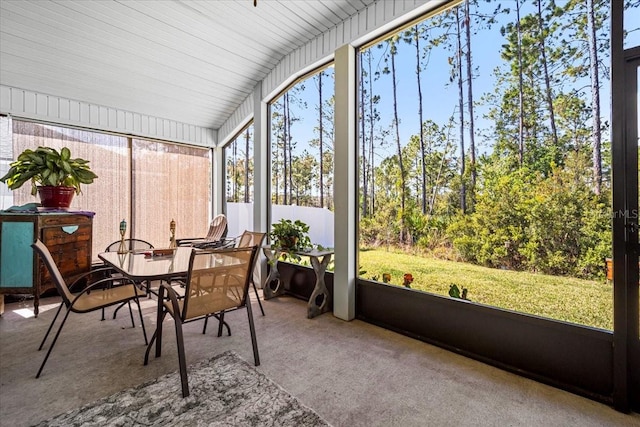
(226, 203), (334, 248)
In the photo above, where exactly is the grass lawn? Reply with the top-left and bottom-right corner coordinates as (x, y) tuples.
(358, 248), (614, 330)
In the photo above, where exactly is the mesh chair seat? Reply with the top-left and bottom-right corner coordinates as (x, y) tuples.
(71, 285), (143, 313)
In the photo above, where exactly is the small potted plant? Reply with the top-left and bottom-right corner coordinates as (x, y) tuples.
(270, 218), (311, 255)
(0, 146), (98, 208)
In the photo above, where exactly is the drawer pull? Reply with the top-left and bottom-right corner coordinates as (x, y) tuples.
(61, 226), (79, 234)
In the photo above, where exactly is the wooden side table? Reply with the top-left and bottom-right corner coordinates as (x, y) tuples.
(262, 247), (334, 319)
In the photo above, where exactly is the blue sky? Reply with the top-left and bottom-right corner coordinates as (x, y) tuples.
(275, 1), (640, 165)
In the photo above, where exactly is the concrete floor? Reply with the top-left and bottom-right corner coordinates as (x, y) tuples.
(1, 291), (639, 427)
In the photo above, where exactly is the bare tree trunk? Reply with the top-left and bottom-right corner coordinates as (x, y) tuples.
(368, 52), (376, 215)
(287, 94), (294, 204)
(360, 54), (368, 217)
(232, 139), (238, 202)
(274, 122), (280, 204)
(318, 71), (324, 208)
(286, 93), (295, 205)
(464, 0), (476, 204)
(414, 25), (427, 215)
(289, 101), (296, 205)
(282, 95), (289, 205)
(587, 0), (602, 195)
(244, 130), (250, 203)
(429, 123), (453, 217)
(391, 41), (405, 242)
(456, 7), (467, 214)
(516, 0), (524, 166)
(537, 0), (559, 151)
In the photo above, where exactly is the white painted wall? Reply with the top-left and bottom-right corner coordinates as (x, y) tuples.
(0, 86), (216, 147)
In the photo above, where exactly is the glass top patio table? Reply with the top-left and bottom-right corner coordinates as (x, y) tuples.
(98, 247), (245, 282)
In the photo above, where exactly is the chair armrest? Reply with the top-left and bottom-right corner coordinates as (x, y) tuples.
(68, 267), (117, 291)
(176, 237), (206, 246)
(220, 237), (238, 246)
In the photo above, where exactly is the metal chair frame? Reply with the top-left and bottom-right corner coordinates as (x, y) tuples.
(144, 246), (259, 397)
(103, 238), (155, 320)
(32, 239), (148, 378)
(104, 238), (155, 253)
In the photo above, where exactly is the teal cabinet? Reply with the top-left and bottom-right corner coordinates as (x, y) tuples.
(1, 220), (35, 289)
(0, 212), (93, 317)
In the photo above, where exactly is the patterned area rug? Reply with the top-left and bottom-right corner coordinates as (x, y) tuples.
(35, 351), (331, 426)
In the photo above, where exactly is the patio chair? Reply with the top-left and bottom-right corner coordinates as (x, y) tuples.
(144, 246), (260, 398)
(104, 238), (155, 253)
(195, 229), (267, 322)
(32, 239), (148, 379)
(176, 214), (229, 249)
(103, 238), (155, 320)
(229, 230), (267, 316)
(197, 230), (267, 335)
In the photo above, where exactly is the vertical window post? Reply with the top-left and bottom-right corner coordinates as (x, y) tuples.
(334, 44), (357, 321)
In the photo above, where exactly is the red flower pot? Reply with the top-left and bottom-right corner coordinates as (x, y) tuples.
(37, 186), (75, 208)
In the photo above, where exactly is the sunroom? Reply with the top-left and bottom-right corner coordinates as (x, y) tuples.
(0, 0), (639, 425)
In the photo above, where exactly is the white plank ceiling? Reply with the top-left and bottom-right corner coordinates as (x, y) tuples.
(0, 0), (375, 132)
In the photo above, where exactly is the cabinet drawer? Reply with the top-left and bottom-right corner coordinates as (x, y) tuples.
(41, 244), (90, 284)
(47, 242), (90, 271)
(43, 224), (91, 245)
(40, 215), (91, 227)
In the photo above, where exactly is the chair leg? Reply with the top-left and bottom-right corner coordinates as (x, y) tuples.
(202, 313), (231, 337)
(173, 316), (189, 398)
(127, 301), (135, 328)
(133, 297), (148, 345)
(113, 281), (148, 319)
(144, 328), (158, 366)
(245, 300), (260, 366)
(38, 303), (64, 351)
(112, 301), (127, 319)
(253, 281), (265, 316)
(36, 308), (73, 378)
(217, 312), (224, 337)
(144, 309), (167, 365)
(214, 312), (231, 337)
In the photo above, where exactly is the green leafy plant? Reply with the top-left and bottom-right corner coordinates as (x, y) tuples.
(269, 219), (312, 263)
(449, 284), (469, 300)
(0, 146), (98, 195)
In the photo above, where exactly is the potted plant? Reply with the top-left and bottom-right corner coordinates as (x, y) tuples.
(0, 146), (98, 208)
(270, 218), (311, 253)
